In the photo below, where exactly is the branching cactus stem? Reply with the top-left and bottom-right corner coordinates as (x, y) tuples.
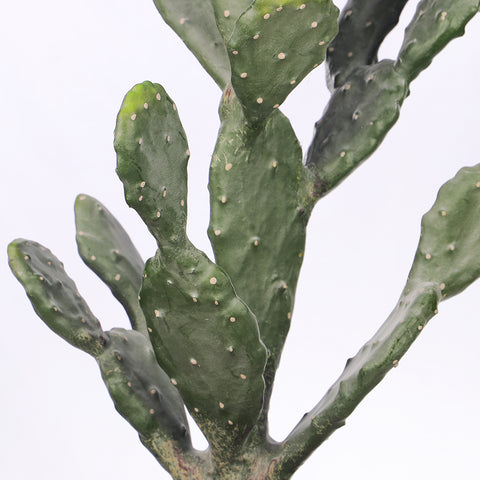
(8, 1), (480, 478)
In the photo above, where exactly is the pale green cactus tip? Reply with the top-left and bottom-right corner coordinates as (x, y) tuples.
(8, 1), (480, 479)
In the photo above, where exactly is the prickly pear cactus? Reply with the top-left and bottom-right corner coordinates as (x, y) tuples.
(8, 1), (480, 479)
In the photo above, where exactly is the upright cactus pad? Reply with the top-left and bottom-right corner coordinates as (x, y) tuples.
(115, 81), (190, 246)
(407, 164), (480, 298)
(210, 1), (253, 40)
(75, 194), (147, 334)
(306, 60), (408, 198)
(208, 88), (308, 414)
(152, 0), (231, 89)
(9, 1), (480, 479)
(326, 0), (409, 89)
(397, 0), (480, 82)
(115, 81), (267, 453)
(228, 0), (338, 120)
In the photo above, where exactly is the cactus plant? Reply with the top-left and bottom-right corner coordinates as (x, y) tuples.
(7, 1), (480, 478)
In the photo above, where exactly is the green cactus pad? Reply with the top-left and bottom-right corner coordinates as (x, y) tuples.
(152, 0), (231, 89)
(141, 245), (267, 451)
(287, 164), (480, 458)
(209, 88), (307, 381)
(305, 60), (408, 199)
(115, 81), (189, 247)
(285, 284), (440, 459)
(75, 194), (147, 334)
(115, 80), (267, 450)
(396, 0), (480, 82)
(407, 164), (480, 299)
(326, 0), (409, 89)
(97, 328), (191, 450)
(8, 239), (105, 356)
(210, 1), (253, 41)
(227, 0), (338, 121)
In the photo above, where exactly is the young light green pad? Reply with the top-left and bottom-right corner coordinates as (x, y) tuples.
(396, 0), (480, 82)
(8, 239), (105, 357)
(227, 0), (338, 120)
(152, 0), (231, 89)
(75, 194), (147, 334)
(115, 81), (190, 246)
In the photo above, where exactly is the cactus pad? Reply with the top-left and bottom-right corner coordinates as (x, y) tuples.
(209, 89), (307, 381)
(98, 328), (191, 449)
(286, 283), (440, 458)
(152, 0), (231, 89)
(407, 164), (480, 299)
(228, 0), (338, 120)
(115, 81), (190, 246)
(75, 194), (147, 334)
(114, 80), (267, 450)
(306, 60), (408, 199)
(141, 247), (267, 451)
(326, 0), (409, 89)
(210, 1), (253, 41)
(397, 0), (480, 82)
(8, 239), (105, 356)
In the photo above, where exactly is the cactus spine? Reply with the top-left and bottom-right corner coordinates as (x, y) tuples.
(8, 1), (480, 479)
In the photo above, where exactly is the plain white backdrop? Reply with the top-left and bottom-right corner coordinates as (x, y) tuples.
(2, 1), (479, 478)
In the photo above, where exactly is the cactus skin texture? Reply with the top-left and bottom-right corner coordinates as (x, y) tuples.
(8, 1), (480, 479)
(75, 194), (148, 335)
(151, 0), (231, 89)
(326, 0), (409, 90)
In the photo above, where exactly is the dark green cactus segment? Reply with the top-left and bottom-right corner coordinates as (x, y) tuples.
(152, 0), (231, 89)
(407, 164), (480, 300)
(326, 0), (409, 90)
(74, 194), (147, 334)
(227, 0), (338, 121)
(115, 81), (189, 247)
(305, 60), (408, 201)
(97, 328), (191, 447)
(8, 239), (105, 356)
(140, 245), (267, 450)
(281, 284), (440, 473)
(210, 1), (253, 41)
(208, 88), (307, 394)
(396, 0), (480, 82)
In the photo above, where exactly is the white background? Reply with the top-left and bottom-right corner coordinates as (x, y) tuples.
(1, 1), (479, 478)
